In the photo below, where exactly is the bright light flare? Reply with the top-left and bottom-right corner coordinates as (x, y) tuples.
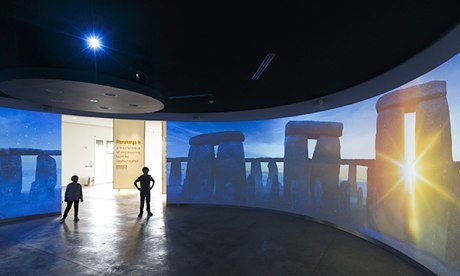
(403, 160), (418, 238)
(403, 161), (416, 192)
(375, 127), (460, 242)
(87, 35), (102, 50)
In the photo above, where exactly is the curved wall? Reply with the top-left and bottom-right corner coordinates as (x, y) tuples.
(0, 25), (459, 122)
(166, 53), (460, 274)
(0, 107), (61, 221)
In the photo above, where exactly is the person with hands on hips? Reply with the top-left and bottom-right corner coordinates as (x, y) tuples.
(134, 167), (155, 217)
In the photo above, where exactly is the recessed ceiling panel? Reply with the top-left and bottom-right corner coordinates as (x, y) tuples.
(0, 79), (164, 114)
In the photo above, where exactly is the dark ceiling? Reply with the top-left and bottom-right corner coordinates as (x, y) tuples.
(0, 0), (459, 113)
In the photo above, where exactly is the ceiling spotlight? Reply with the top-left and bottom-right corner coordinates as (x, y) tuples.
(104, 93), (116, 97)
(87, 35), (102, 50)
(129, 104), (139, 107)
(99, 106), (109, 110)
(89, 99), (98, 103)
(135, 71), (147, 83)
(313, 98), (325, 106)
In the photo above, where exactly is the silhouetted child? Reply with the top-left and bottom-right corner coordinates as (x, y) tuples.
(60, 175), (83, 222)
(134, 167), (155, 217)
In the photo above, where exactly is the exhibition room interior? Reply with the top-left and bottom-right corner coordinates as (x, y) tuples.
(1, 1), (460, 275)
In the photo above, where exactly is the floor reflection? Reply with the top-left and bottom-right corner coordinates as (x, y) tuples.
(0, 184), (423, 275)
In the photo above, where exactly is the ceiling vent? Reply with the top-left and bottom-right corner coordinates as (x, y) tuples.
(168, 93), (213, 100)
(251, 53), (276, 81)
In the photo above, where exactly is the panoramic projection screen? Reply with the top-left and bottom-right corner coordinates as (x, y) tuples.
(0, 107), (61, 221)
(166, 53), (460, 274)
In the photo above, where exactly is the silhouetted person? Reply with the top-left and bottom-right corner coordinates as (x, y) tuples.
(134, 167), (155, 217)
(61, 175), (83, 222)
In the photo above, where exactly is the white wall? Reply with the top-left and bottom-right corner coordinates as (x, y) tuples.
(145, 121), (164, 194)
(62, 115), (113, 186)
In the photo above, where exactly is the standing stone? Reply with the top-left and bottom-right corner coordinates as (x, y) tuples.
(0, 154), (22, 199)
(267, 160), (279, 203)
(365, 165), (374, 211)
(374, 107), (405, 240)
(10, 155), (22, 197)
(168, 159), (182, 196)
(357, 187), (363, 207)
(348, 164), (357, 196)
(215, 140), (247, 203)
(0, 155), (7, 198)
(403, 191), (415, 244)
(183, 131), (246, 204)
(183, 144), (215, 201)
(340, 181), (351, 216)
(415, 95), (453, 260)
(313, 178), (323, 213)
(367, 186), (378, 229)
(246, 174), (255, 203)
(283, 121), (343, 211)
(446, 172), (460, 268)
(283, 135), (309, 208)
(310, 136), (341, 215)
(373, 80), (454, 250)
(30, 154), (57, 200)
(250, 160), (263, 200)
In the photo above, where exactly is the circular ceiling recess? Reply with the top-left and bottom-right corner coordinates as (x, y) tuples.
(0, 79), (164, 114)
(0, 68), (165, 114)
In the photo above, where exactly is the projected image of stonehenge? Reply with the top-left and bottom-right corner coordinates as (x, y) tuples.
(167, 80), (460, 270)
(0, 149), (61, 219)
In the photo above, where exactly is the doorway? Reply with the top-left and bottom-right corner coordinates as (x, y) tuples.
(94, 139), (114, 185)
(62, 115), (165, 195)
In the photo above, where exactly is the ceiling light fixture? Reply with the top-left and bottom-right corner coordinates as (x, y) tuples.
(86, 35), (102, 50)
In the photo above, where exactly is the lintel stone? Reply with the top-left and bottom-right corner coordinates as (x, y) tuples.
(189, 131), (245, 146)
(285, 121), (343, 138)
(376, 80), (446, 113)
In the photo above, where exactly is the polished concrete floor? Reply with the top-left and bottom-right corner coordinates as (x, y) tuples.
(0, 185), (424, 275)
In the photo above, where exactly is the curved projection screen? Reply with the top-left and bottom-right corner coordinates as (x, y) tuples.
(0, 108), (61, 221)
(167, 53), (460, 274)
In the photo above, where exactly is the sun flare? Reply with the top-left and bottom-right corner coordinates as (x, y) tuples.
(403, 161), (416, 192)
